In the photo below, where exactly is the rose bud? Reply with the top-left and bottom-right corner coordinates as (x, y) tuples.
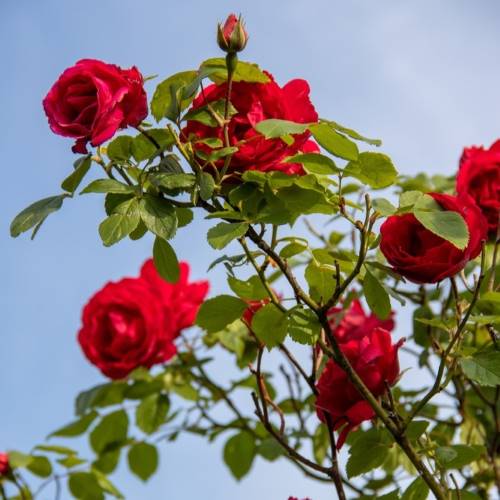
(182, 72), (318, 176)
(217, 14), (248, 53)
(43, 59), (148, 154)
(380, 193), (487, 284)
(315, 327), (403, 448)
(0, 453), (9, 476)
(327, 298), (395, 343)
(457, 140), (500, 236)
(78, 260), (208, 379)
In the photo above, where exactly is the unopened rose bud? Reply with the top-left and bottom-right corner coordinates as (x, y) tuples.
(217, 14), (248, 53)
(0, 453), (10, 476)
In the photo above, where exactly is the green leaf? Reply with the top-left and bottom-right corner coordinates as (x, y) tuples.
(199, 172), (215, 201)
(207, 222), (249, 249)
(61, 156), (92, 193)
(200, 58), (269, 84)
(135, 394), (169, 435)
(251, 303), (288, 348)
(345, 152), (398, 189)
(363, 269), (391, 320)
(288, 307), (321, 345)
(435, 445), (483, 469)
(26, 456), (52, 478)
(75, 383), (126, 416)
(279, 241), (308, 258)
(151, 71), (199, 122)
(326, 119), (382, 146)
(223, 432), (256, 480)
(89, 410), (128, 454)
(406, 420), (430, 440)
(401, 477), (429, 500)
(346, 428), (391, 478)
(81, 179), (134, 195)
(310, 123), (359, 161)
(305, 261), (335, 304)
(93, 470), (124, 499)
(413, 202), (469, 250)
(131, 129), (175, 162)
(35, 445), (76, 456)
(99, 199), (140, 246)
(107, 136), (133, 161)
(313, 424), (329, 464)
(153, 237), (180, 283)
(7, 451), (33, 468)
(227, 275), (269, 300)
(128, 442), (158, 482)
(10, 195), (66, 238)
(139, 195), (177, 240)
(68, 472), (104, 500)
(287, 153), (339, 175)
(196, 295), (248, 333)
(150, 173), (195, 191)
(58, 455), (87, 468)
(373, 197), (397, 216)
(460, 351), (500, 387)
(254, 119), (309, 139)
(177, 207), (193, 228)
(50, 411), (98, 438)
(93, 449), (120, 474)
(257, 438), (283, 462)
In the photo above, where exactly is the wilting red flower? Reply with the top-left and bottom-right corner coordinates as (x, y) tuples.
(380, 193), (487, 284)
(327, 299), (394, 342)
(457, 140), (500, 236)
(182, 72), (318, 176)
(315, 328), (403, 448)
(78, 260), (208, 379)
(0, 453), (9, 476)
(217, 14), (248, 53)
(43, 59), (148, 154)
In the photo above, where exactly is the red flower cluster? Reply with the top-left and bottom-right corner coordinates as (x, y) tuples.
(43, 59), (148, 154)
(380, 193), (486, 284)
(182, 72), (319, 176)
(78, 260), (209, 379)
(316, 300), (402, 448)
(0, 453), (9, 476)
(457, 140), (500, 236)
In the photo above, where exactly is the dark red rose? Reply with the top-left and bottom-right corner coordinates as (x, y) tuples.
(182, 72), (319, 176)
(43, 59), (148, 154)
(217, 14), (248, 53)
(380, 193), (487, 284)
(78, 260), (208, 379)
(327, 299), (394, 343)
(457, 140), (500, 236)
(316, 327), (403, 448)
(0, 453), (9, 476)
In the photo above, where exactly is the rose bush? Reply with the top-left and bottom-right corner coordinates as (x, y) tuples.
(6, 12), (500, 500)
(78, 260), (208, 379)
(457, 140), (500, 235)
(43, 59), (148, 154)
(379, 193), (487, 283)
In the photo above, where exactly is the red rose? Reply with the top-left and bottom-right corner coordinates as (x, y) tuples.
(0, 453), (9, 476)
(182, 72), (318, 176)
(316, 328), (403, 448)
(327, 299), (395, 342)
(217, 14), (248, 53)
(380, 193), (487, 284)
(78, 260), (208, 379)
(43, 59), (148, 154)
(457, 140), (500, 236)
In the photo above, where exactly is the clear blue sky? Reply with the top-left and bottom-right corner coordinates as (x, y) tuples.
(1, 1), (500, 499)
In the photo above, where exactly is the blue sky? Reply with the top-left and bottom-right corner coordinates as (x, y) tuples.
(1, 1), (500, 499)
